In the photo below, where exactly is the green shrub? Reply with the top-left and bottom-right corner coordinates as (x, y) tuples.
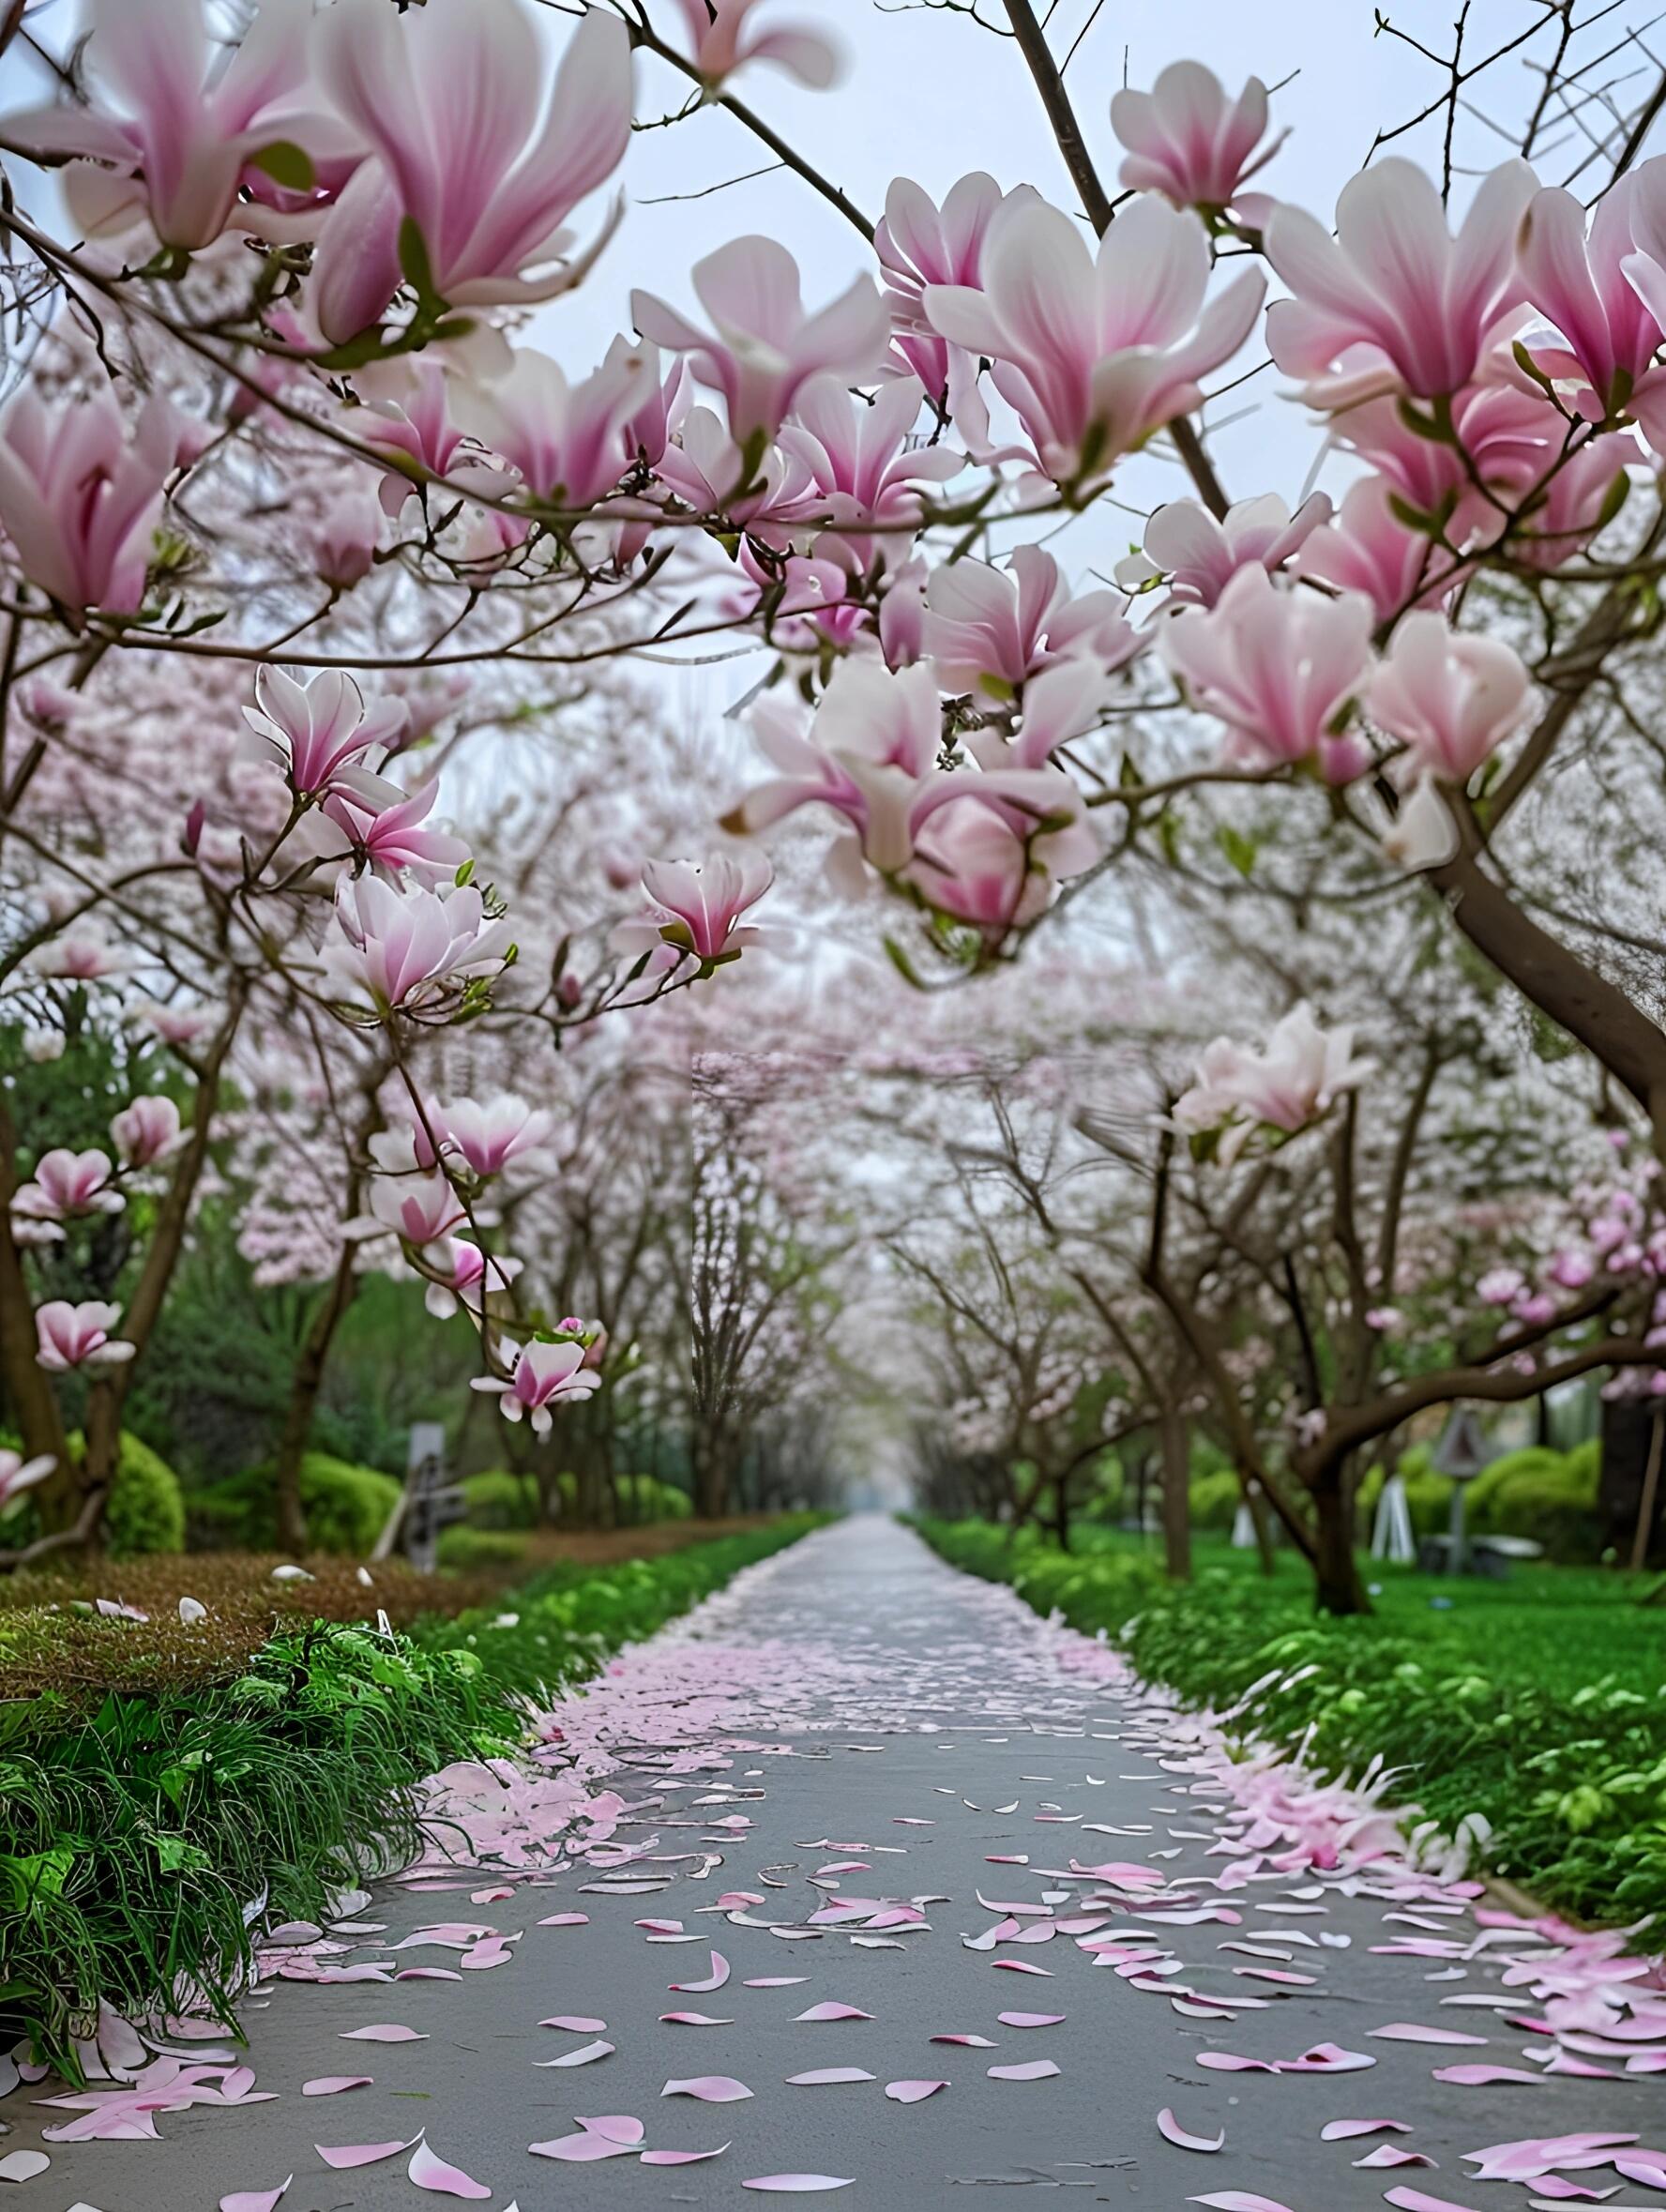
(103, 1432), (187, 1558)
(1469, 1443), (1603, 1559)
(460, 1469), (540, 1530)
(1189, 1470), (1242, 1532)
(190, 1454), (401, 1555)
(1468, 1446), (1568, 1530)
(437, 1526), (531, 1570)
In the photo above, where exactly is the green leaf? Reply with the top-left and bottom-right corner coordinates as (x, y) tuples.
(247, 141), (316, 193)
(1215, 824), (1257, 879)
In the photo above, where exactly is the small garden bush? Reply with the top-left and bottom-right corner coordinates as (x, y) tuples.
(0, 1432), (188, 1559)
(436, 1526), (531, 1570)
(190, 1453), (401, 1554)
(459, 1469), (540, 1529)
(1188, 1469), (1242, 1532)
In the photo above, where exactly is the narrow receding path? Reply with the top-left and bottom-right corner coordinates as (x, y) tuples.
(8, 1517), (1662, 2211)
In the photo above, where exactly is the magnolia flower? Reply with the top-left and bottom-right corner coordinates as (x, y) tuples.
(1160, 566), (1375, 781)
(0, 1450), (54, 1515)
(319, 876), (514, 1014)
(1367, 614), (1531, 785)
(471, 1337), (601, 1437)
(178, 1596), (208, 1625)
(633, 237), (889, 447)
(613, 853), (774, 970)
(311, 0), (632, 337)
(876, 172), (1037, 429)
(25, 925), (128, 983)
(669, 0), (843, 89)
(1117, 492), (1332, 607)
(242, 666), (408, 802)
(458, 335), (659, 508)
(111, 1095), (182, 1168)
(652, 404), (813, 534)
(778, 376), (962, 574)
(923, 194), (1264, 489)
(1265, 157), (1537, 404)
(0, 384), (179, 620)
(437, 1096), (554, 1179)
(0, 0), (348, 252)
(1294, 477), (1453, 621)
(10, 1148), (124, 1239)
(423, 1236), (523, 1321)
(132, 1000), (218, 1049)
(905, 795), (1094, 939)
(1548, 1248), (1596, 1290)
(313, 492), (381, 588)
(1520, 174), (1666, 422)
(36, 1298), (135, 1371)
(345, 1167), (468, 1253)
(1174, 1005), (1373, 1165)
(922, 543), (1143, 696)
(308, 779), (470, 886)
(1379, 777), (1459, 872)
(1477, 1265), (1526, 1307)
(346, 361), (473, 516)
(1110, 62), (1284, 214)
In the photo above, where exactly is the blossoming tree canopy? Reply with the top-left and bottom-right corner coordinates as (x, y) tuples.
(1, 0), (1666, 1588)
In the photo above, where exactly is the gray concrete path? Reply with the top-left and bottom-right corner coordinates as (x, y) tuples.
(5, 1516), (1661, 2211)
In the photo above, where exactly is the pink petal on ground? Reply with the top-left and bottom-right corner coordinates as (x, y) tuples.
(1321, 2121), (1411, 2142)
(1196, 2054), (1277, 2073)
(220, 2181), (290, 2212)
(886, 2079), (948, 2103)
(316, 2142), (416, 2170)
(409, 2142), (491, 2200)
(1000, 2012), (1066, 2028)
(396, 1968), (462, 1982)
(671, 1951), (731, 1993)
(660, 2012), (735, 2026)
(537, 1914), (589, 1927)
(527, 2131), (638, 2163)
(1356, 2147), (1436, 2169)
(787, 2069), (875, 2086)
(1531, 2179), (1624, 2202)
(1280, 2044), (1375, 2073)
(1371, 2024), (1490, 2046)
(1431, 2066), (1542, 2086)
(745, 1977), (808, 1988)
(540, 2016), (606, 2032)
(1159, 2109), (1225, 2153)
(301, 2077), (371, 2097)
(1382, 2193), (1489, 2212)
(536, 2040), (613, 2068)
(931, 2035), (996, 2048)
(575, 2116), (645, 2145)
(1188, 2197), (1300, 2212)
(642, 2144), (733, 2165)
(988, 2060), (1061, 2082)
(662, 2076), (753, 2102)
(991, 1961), (1053, 1976)
(794, 2003), (872, 2022)
(742, 2178), (854, 2193)
(340, 2025), (426, 2043)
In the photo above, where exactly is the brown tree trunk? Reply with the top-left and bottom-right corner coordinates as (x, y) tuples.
(1159, 1404), (1192, 1582)
(1313, 1473), (1371, 1614)
(272, 1252), (361, 1553)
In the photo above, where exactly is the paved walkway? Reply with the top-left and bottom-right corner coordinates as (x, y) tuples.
(5, 1517), (1663, 2210)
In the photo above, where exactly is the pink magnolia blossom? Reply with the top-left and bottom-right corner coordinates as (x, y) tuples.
(459, 336), (659, 508)
(904, 794), (1095, 939)
(0, 0), (350, 253)
(923, 194), (1264, 489)
(314, 492), (381, 588)
(26, 923), (127, 982)
(1265, 157), (1537, 403)
(778, 377), (962, 573)
(423, 1237), (523, 1321)
(472, 1338), (601, 1438)
(1379, 777), (1459, 872)
(669, 0), (843, 90)
(1549, 1248), (1596, 1290)
(347, 362), (473, 517)
(0, 384), (179, 620)
(1477, 1265), (1526, 1307)
(310, 778), (470, 886)
(1160, 565), (1375, 781)
(613, 853), (775, 969)
(36, 1298), (135, 1371)
(876, 172), (1037, 425)
(1294, 477), (1454, 620)
(1367, 613), (1531, 784)
(347, 1167), (469, 1253)
(311, 0), (631, 338)
(133, 1000), (218, 1049)
(11, 1149), (124, 1240)
(633, 237), (889, 446)
(1518, 175), (1666, 423)
(111, 1095), (182, 1168)
(437, 1096), (554, 1179)
(922, 544), (1143, 697)
(242, 666), (408, 802)
(652, 405), (814, 535)
(1110, 62), (1284, 214)
(1118, 491), (1332, 607)
(320, 877), (514, 1013)
(0, 1449), (55, 1515)
(1174, 1004), (1373, 1164)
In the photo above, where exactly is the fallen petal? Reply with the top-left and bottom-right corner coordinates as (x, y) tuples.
(1159, 2109), (1225, 2153)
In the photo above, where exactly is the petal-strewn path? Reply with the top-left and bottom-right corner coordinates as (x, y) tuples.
(7, 1517), (1665, 2209)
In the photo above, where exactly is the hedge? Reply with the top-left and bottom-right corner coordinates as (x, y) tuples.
(0, 1515), (826, 2074)
(190, 1452), (401, 1554)
(0, 1432), (186, 1559)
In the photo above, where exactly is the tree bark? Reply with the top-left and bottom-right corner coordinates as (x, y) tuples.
(1159, 1403), (1192, 1582)
(1312, 1471), (1371, 1615)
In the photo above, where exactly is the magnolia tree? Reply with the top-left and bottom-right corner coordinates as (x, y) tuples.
(6, 0), (1666, 1570)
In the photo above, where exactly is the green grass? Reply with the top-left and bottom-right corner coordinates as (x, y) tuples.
(0, 1517), (826, 2074)
(912, 1516), (1666, 1931)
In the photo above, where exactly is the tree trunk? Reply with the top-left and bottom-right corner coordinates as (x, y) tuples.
(1312, 1474), (1371, 1614)
(1241, 1469), (1278, 1576)
(1159, 1405), (1192, 1582)
(271, 1254), (360, 1553)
